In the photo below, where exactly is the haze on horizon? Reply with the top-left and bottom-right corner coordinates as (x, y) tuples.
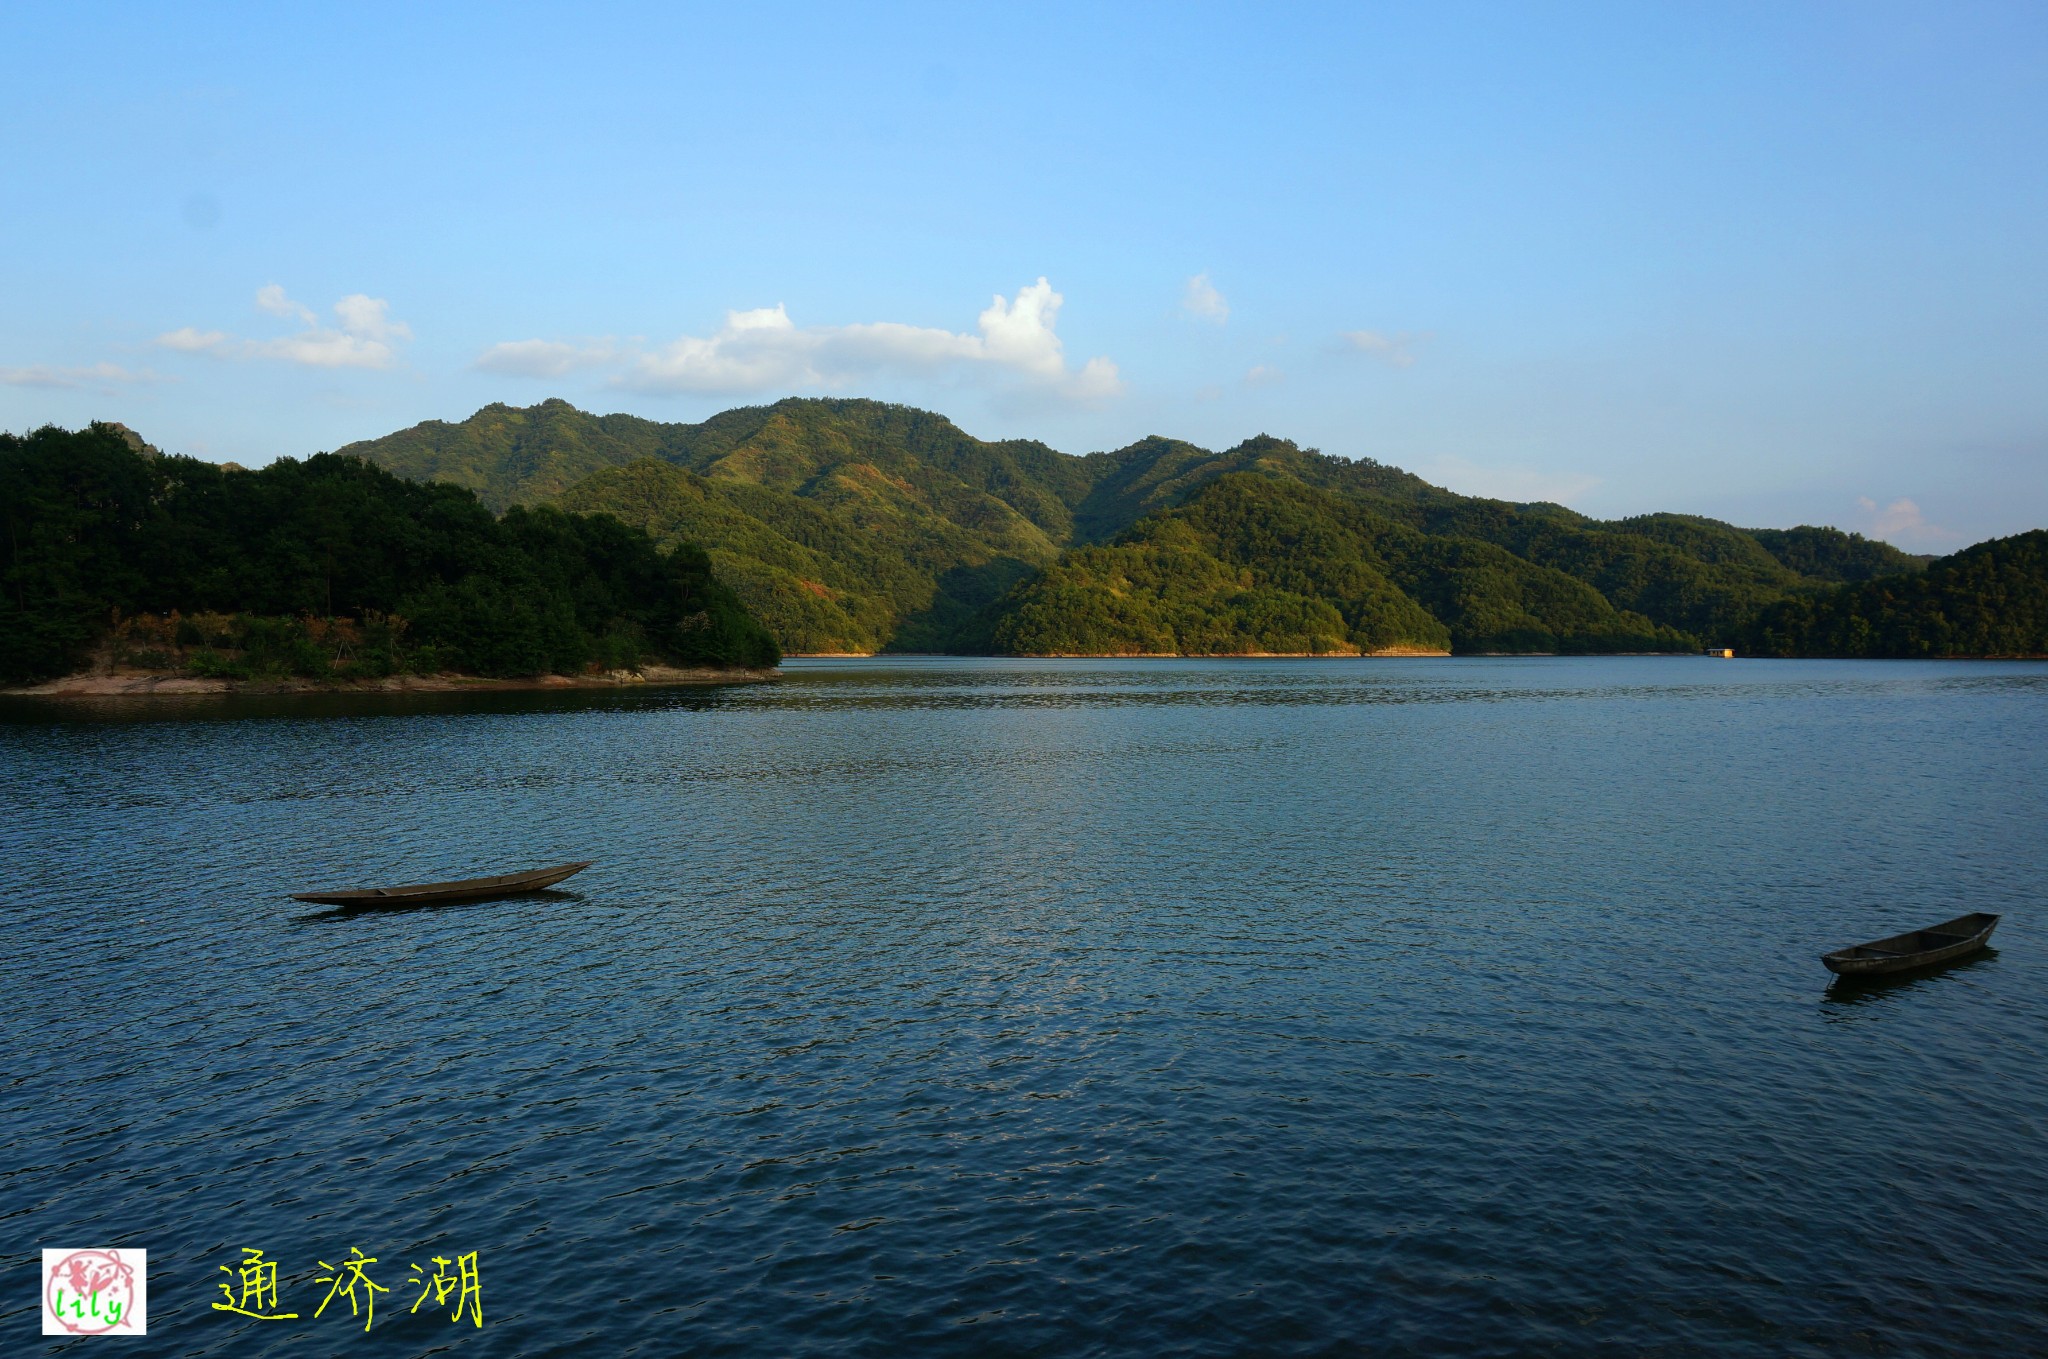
(3, 2), (2044, 553)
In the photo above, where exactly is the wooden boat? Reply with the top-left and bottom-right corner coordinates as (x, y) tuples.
(292, 861), (593, 908)
(1822, 911), (1999, 977)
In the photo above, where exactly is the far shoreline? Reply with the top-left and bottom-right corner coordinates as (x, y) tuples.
(781, 650), (2048, 661)
(3, 663), (781, 699)
(784, 648), (1457, 659)
(15, 652), (2042, 700)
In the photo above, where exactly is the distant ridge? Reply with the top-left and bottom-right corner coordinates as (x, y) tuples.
(339, 397), (1978, 657)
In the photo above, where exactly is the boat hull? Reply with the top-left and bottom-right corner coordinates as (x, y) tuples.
(293, 861), (593, 908)
(1822, 912), (1999, 977)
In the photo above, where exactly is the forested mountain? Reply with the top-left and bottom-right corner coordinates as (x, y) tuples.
(347, 399), (1091, 652)
(1744, 525), (1936, 582)
(1742, 531), (2048, 657)
(977, 475), (1695, 656)
(0, 423), (778, 684)
(8, 401), (2017, 671)
(341, 398), (1950, 655)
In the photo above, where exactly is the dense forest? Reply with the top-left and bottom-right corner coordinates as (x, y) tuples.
(975, 475), (1691, 655)
(1742, 531), (2048, 657)
(340, 397), (2008, 658)
(0, 423), (779, 685)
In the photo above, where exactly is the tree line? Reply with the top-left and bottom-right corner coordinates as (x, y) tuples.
(1, 423), (779, 685)
(1741, 530), (2047, 658)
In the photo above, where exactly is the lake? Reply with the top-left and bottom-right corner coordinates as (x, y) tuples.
(5, 656), (2045, 1357)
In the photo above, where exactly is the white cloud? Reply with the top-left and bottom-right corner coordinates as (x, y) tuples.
(155, 289), (412, 369)
(157, 327), (231, 354)
(1244, 364), (1284, 387)
(476, 339), (620, 379)
(1856, 496), (1951, 549)
(0, 361), (159, 389)
(627, 303), (822, 393)
(483, 278), (1122, 401)
(1423, 455), (1601, 506)
(1182, 272), (1228, 324)
(1342, 329), (1426, 367)
(255, 284), (315, 324)
(331, 294), (409, 344)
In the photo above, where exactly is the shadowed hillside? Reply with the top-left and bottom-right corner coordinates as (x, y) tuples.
(1, 423), (779, 685)
(1742, 531), (2048, 657)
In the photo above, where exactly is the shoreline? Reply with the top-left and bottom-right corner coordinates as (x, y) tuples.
(784, 648), (1456, 659)
(3, 663), (781, 698)
(1018, 648), (1456, 658)
(785, 650), (2047, 661)
(16, 651), (2040, 697)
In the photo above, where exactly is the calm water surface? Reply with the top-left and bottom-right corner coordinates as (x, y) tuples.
(5, 657), (2046, 1357)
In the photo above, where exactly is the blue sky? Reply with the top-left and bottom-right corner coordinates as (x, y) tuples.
(4, 2), (2045, 549)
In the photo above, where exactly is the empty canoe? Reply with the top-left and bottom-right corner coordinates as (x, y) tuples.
(1821, 912), (1999, 977)
(292, 861), (593, 908)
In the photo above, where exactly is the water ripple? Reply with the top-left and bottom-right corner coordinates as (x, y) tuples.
(3, 656), (2045, 1356)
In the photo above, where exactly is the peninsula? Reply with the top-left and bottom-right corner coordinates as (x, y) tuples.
(1, 423), (781, 692)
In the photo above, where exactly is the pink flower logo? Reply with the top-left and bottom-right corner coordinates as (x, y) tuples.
(45, 1249), (138, 1335)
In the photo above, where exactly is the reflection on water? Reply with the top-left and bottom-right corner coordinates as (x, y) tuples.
(290, 889), (590, 925)
(12, 653), (2045, 726)
(0, 683), (738, 725)
(1822, 948), (2003, 1011)
(3, 655), (2045, 1357)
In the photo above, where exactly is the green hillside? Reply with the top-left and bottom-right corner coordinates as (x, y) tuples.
(347, 398), (1086, 653)
(981, 475), (1687, 655)
(1745, 525), (1932, 581)
(555, 458), (1036, 654)
(0, 423), (778, 684)
(1742, 531), (2048, 657)
(341, 397), (1975, 657)
(334, 398), (680, 510)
